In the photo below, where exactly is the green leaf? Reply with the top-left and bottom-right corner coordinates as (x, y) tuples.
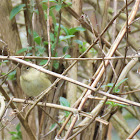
(69, 27), (85, 35)
(50, 123), (57, 130)
(1, 73), (6, 75)
(90, 48), (97, 55)
(0, 60), (9, 65)
(54, 24), (59, 33)
(106, 101), (127, 107)
(64, 54), (71, 58)
(16, 124), (20, 132)
(115, 78), (128, 89)
(113, 78), (128, 93)
(42, 0), (57, 3)
(10, 4), (25, 20)
(53, 60), (59, 69)
(26, 53), (32, 56)
(16, 48), (28, 54)
(10, 123), (22, 140)
(79, 46), (86, 53)
(54, 52), (58, 57)
(55, 4), (62, 11)
(75, 26), (86, 31)
(60, 97), (70, 117)
(33, 31), (39, 38)
(50, 33), (55, 42)
(9, 132), (17, 135)
(68, 28), (77, 35)
(34, 36), (42, 45)
(103, 78), (128, 93)
(39, 60), (48, 65)
(59, 35), (75, 41)
(65, 110), (70, 117)
(3, 60), (9, 63)
(106, 83), (114, 87)
(60, 25), (69, 35)
(45, 12), (48, 20)
(8, 70), (16, 80)
(42, 3), (47, 10)
(43, 41), (48, 46)
(16, 47), (32, 54)
(51, 43), (56, 56)
(108, 7), (113, 14)
(63, 46), (69, 54)
(35, 46), (46, 55)
(74, 40), (83, 46)
(113, 88), (120, 93)
(33, 31), (42, 45)
(50, 9), (56, 24)
(60, 97), (70, 107)
(115, 103), (127, 107)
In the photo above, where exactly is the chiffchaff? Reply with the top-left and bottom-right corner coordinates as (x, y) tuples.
(20, 65), (51, 97)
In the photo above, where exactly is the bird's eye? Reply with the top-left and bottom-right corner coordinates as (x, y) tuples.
(26, 67), (30, 70)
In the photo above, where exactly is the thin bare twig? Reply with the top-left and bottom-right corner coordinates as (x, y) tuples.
(43, 0), (51, 67)
(2, 57), (140, 107)
(0, 86), (36, 140)
(1, 55), (140, 61)
(127, 124), (140, 139)
(63, 0), (140, 138)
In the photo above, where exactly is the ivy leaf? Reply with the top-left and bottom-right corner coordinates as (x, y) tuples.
(16, 47), (32, 54)
(106, 83), (114, 87)
(8, 70), (16, 80)
(106, 101), (127, 107)
(64, 54), (71, 58)
(60, 97), (70, 117)
(55, 4), (62, 12)
(74, 40), (83, 46)
(3, 60), (9, 63)
(42, 0), (57, 2)
(0, 60), (9, 65)
(42, 3), (47, 10)
(60, 25), (69, 35)
(50, 123), (57, 130)
(59, 35), (75, 41)
(43, 41), (48, 46)
(16, 124), (21, 132)
(10, 4), (25, 20)
(39, 60), (47, 65)
(69, 27), (85, 35)
(53, 60), (59, 69)
(26, 53), (32, 56)
(35, 46), (46, 55)
(60, 97), (70, 107)
(16, 48), (28, 54)
(63, 46), (69, 54)
(1, 73), (6, 75)
(34, 36), (42, 45)
(9, 131), (17, 135)
(115, 78), (128, 89)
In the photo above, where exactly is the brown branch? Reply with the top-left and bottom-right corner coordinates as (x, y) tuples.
(0, 86), (36, 140)
(11, 98), (91, 117)
(1, 57), (140, 107)
(63, 0), (140, 138)
(43, 0), (51, 67)
(114, 89), (140, 95)
(60, 0), (134, 48)
(22, 0), (34, 46)
(1, 54), (140, 61)
(127, 123), (140, 139)
(35, 0), (48, 52)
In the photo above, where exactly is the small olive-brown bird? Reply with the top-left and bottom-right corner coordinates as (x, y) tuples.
(20, 65), (51, 97)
